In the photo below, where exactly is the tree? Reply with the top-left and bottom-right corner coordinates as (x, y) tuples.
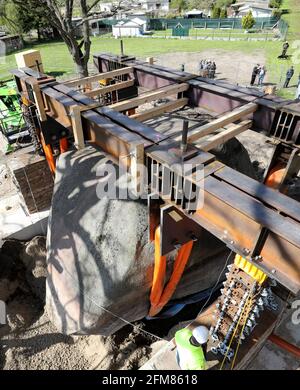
(9, 1), (130, 78)
(187, 0), (215, 10)
(220, 8), (227, 18)
(212, 6), (221, 18)
(242, 10), (255, 30)
(269, 0), (282, 8)
(7, 1), (54, 39)
(170, 0), (188, 13)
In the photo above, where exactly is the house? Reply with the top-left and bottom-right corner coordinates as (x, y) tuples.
(112, 18), (147, 37)
(139, 0), (170, 12)
(230, 3), (273, 18)
(99, 2), (114, 12)
(184, 9), (207, 19)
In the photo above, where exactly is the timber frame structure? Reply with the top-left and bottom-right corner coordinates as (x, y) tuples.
(10, 53), (300, 368)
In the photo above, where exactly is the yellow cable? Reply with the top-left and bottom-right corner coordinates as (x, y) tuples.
(219, 294), (251, 370)
(230, 298), (253, 370)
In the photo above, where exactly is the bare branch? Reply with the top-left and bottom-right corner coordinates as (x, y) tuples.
(86, 0), (102, 14)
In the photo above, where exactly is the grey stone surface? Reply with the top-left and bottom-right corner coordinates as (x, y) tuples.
(46, 132), (257, 337)
(46, 145), (228, 336)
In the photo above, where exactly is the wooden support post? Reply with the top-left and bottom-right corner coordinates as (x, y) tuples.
(32, 83), (47, 122)
(64, 67), (133, 88)
(130, 143), (145, 196)
(70, 105), (85, 150)
(85, 80), (134, 98)
(196, 120), (252, 151)
(187, 103), (257, 143)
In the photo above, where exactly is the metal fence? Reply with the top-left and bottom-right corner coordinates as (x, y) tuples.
(148, 17), (280, 30)
(95, 16), (288, 41)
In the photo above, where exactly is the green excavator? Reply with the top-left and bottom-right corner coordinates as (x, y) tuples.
(0, 80), (28, 152)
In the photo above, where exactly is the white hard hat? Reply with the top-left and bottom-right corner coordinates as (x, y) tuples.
(192, 326), (209, 345)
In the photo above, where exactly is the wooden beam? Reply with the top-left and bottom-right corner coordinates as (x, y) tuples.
(188, 102), (257, 143)
(85, 79), (135, 98)
(32, 82), (47, 122)
(64, 67), (133, 88)
(109, 83), (189, 112)
(130, 98), (188, 122)
(70, 105), (85, 150)
(130, 143), (145, 196)
(196, 120), (252, 151)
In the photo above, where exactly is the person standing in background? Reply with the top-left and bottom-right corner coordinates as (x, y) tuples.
(283, 66), (294, 88)
(281, 41), (289, 58)
(250, 64), (260, 86)
(258, 65), (266, 86)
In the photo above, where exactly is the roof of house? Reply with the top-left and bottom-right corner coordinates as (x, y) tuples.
(232, 1), (270, 9)
(114, 20), (143, 28)
(239, 4), (272, 11)
(185, 9), (205, 15)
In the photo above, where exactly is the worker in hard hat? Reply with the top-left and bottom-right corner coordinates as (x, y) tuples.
(175, 325), (209, 370)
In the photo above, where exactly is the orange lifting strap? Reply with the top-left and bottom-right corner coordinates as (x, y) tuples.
(41, 138), (56, 175)
(264, 162), (286, 191)
(149, 227), (194, 317)
(59, 137), (69, 154)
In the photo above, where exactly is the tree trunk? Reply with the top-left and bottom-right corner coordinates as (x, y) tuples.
(75, 58), (89, 78)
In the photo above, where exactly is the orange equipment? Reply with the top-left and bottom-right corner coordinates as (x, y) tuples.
(149, 227), (194, 317)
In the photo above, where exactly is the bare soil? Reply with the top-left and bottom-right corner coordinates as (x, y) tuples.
(156, 49), (266, 86)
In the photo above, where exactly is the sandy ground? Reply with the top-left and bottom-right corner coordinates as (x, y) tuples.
(0, 238), (159, 370)
(155, 49), (266, 86)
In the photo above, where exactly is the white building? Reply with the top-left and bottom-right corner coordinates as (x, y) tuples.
(139, 0), (169, 12)
(112, 18), (147, 37)
(237, 4), (273, 17)
(230, 2), (273, 18)
(99, 2), (114, 12)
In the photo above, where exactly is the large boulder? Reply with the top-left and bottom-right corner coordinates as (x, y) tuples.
(46, 141), (252, 336)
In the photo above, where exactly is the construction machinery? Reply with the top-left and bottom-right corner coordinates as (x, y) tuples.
(0, 80), (27, 145)
(10, 50), (300, 369)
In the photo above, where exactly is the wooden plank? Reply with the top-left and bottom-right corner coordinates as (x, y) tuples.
(188, 102), (258, 143)
(53, 83), (167, 144)
(64, 66), (133, 88)
(197, 120), (252, 151)
(130, 98), (188, 122)
(53, 84), (95, 105)
(32, 83), (47, 122)
(70, 105), (85, 150)
(85, 80), (134, 98)
(109, 83), (189, 112)
(96, 106), (167, 144)
(130, 143), (145, 196)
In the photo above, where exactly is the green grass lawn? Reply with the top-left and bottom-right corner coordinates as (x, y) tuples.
(0, 35), (298, 99)
(282, 0), (300, 39)
(0, 36), (282, 79)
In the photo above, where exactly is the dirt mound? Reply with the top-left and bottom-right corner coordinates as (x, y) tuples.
(0, 238), (158, 370)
